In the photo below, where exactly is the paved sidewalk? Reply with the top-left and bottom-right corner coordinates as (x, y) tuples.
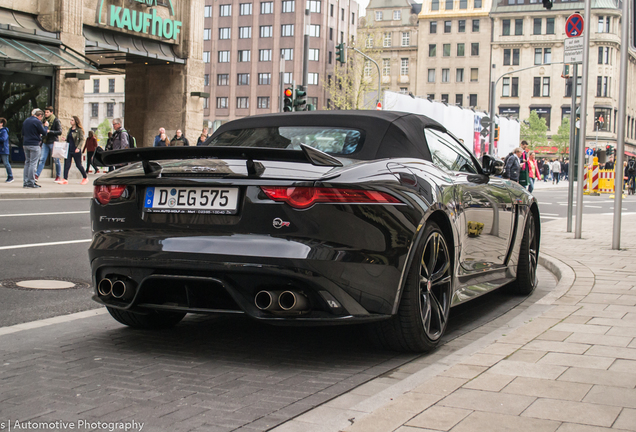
(0, 168), (101, 199)
(273, 213), (636, 432)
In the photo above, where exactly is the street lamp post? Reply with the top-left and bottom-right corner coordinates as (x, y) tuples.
(351, 47), (381, 106)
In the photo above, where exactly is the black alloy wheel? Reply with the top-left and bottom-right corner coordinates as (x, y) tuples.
(372, 222), (452, 352)
(509, 211), (538, 296)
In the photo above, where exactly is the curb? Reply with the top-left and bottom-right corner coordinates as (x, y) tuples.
(0, 192), (93, 199)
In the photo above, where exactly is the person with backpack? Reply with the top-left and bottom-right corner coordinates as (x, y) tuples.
(108, 118), (129, 172)
(627, 158), (636, 193)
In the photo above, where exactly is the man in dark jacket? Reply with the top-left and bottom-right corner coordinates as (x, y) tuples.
(108, 118), (129, 172)
(170, 129), (189, 146)
(505, 147), (523, 183)
(21, 109), (48, 188)
(36, 106), (62, 182)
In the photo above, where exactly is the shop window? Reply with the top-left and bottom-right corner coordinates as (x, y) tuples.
(532, 108), (551, 129)
(257, 97), (270, 109)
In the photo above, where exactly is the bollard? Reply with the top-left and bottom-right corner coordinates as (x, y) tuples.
(583, 168), (589, 195)
(590, 157), (600, 196)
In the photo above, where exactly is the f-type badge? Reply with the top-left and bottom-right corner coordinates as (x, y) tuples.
(273, 218), (291, 229)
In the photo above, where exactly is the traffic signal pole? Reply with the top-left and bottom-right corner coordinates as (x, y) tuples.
(567, 63), (578, 233)
(302, 7), (310, 88)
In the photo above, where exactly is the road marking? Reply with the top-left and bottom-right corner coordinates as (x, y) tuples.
(0, 211), (89, 218)
(0, 239), (92, 251)
(601, 211), (636, 215)
(0, 308), (107, 337)
(584, 205), (602, 208)
(540, 216), (561, 220)
(541, 213), (559, 216)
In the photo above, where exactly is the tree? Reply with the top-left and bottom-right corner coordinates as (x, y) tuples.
(96, 118), (112, 147)
(322, 29), (382, 110)
(551, 116), (570, 157)
(520, 110), (548, 149)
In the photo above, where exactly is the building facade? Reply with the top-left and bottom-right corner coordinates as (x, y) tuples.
(491, 0), (636, 154)
(360, 0), (421, 97)
(83, 75), (125, 133)
(203, 0), (358, 130)
(1, 0), (205, 149)
(416, 0), (492, 111)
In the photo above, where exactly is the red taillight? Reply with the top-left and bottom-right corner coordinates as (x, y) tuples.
(260, 186), (400, 209)
(94, 185), (127, 205)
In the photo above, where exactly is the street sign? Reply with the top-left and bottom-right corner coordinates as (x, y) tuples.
(564, 37), (584, 63)
(480, 116), (491, 129)
(566, 13), (584, 37)
(586, 148), (594, 156)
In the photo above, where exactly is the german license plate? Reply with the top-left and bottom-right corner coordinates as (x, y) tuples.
(143, 187), (239, 214)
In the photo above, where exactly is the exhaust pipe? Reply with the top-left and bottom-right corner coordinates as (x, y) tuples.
(111, 279), (136, 301)
(278, 291), (309, 312)
(255, 290), (282, 311)
(98, 278), (113, 296)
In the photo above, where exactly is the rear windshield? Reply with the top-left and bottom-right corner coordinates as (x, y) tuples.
(206, 127), (363, 155)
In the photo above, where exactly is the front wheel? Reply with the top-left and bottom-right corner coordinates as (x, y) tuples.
(107, 307), (186, 329)
(508, 211), (538, 296)
(372, 222), (452, 352)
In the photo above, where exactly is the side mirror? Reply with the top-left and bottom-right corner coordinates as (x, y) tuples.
(482, 154), (504, 176)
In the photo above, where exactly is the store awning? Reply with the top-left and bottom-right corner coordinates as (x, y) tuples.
(0, 36), (96, 71)
(626, 151), (636, 157)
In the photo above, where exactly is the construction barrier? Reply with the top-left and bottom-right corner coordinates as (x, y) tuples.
(598, 169), (616, 193)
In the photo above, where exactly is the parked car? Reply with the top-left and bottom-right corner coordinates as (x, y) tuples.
(90, 111), (540, 352)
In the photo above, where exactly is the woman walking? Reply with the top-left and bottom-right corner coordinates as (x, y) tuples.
(84, 130), (99, 174)
(59, 116), (88, 185)
(526, 151), (542, 193)
(0, 117), (13, 183)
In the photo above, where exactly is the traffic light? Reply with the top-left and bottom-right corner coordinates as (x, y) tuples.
(542, 0), (553, 9)
(606, 145), (614, 155)
(335, 43), (346, 64)
(283, 88), (293, 112)
(494, 126), (500, 141)
(562, 64), (571, 79)
(294, 85), (307, 110)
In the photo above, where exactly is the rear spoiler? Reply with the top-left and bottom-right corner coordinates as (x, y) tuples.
(93, 144), (343, 176)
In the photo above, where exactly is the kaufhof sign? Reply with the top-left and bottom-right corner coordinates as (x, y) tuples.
(97, 0), (182, 41)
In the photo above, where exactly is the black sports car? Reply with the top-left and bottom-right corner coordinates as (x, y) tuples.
(90, 111), (540, 352)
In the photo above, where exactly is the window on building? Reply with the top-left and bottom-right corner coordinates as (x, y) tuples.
(237, 97), (249, 109)
(328, 51), (332, 64)
(511, 77), (519, 97)
(260, 25), (272, 37)
(281, 24), (294, 36)
(427, 94), (435, 100)
(470, 68), (478, 82)
(202, 97), (209, 109)
(502, 77), (510, 97)
(217, 97), (228, 109)
(504, 49), (511, 65)
(282, 0), (295, 12)
(459, 0), (467, 8)
(474, 0), (482, 8)
(594, 108), (611, 131)
(364, 61), (373, 77)
(281, 48), (293, 60)
(259, 49), (272, 61)
(443, 44), (450, 56)
(341, 8), (344, 20)
(204, 74), (209, 86)
(308, 72), (319, 85)
(402, 32), (410, 46)
(597, 76), (610, 97)
(428, 69), (436, 83)
(445, 0), (453, 10)
(237, 73), (250, 85)
(544, 48), (551, 64)
(515, 19), (523, 35)
(441, 94), (449, 103)
(455, 94), (463, 106)
(217, 74), (229, 85)
(220, 4), (231, 16)
(472, 19), (480, 32)
(257, 97), (270, 109)
(239, 27), (252, 38)
(330, 4), (334, 16)
(239, 3), (252, 15)
(432, 0), (439, 10)
(219, 27), (231, 39)
(352, 12), (355, 24)
(598, 16), (610, 33)
(430, 21), (437, 33)
(108, 79), (115, 93)
(393, 10), (401, 20)
(204, 28), (211, 40)
(204, 5), (212, 17)
(401, 58), (409, 75)
(203, 51), (211, 62)
(329, 27), (333, 40)
(565, 76), (582, 97)
(542, 77), (550, 96)
(258, 73), (271, 85)
(283, 73), (293, 84)
(93, 79), (99, 93)
(533, 77), (541, 97)
(366, 35), (373, 48)
(534, 48), (541, 65)
(458, 20), (465, 32)
(442, 68), (450, 82)
(308, 0), (321, 13)
(309, 24), (320, 37)
(91, 103), (98, 117)
(513, 48), (520, 65)
(533, 108), (551, 129)
(309, 48), (319, 61)
(598, 46), (611, 64)
(382, 59), (391, 76)
(237, 50), (251, 62)
(456, 68), (464, 82)
(375, 11), (382, 20)
(469, 94), (477, 106)
(457, 43), (464, 56)
(534, 18), (541, 35)
(502, 19), (510, 36)
(429, 44), (436, 57)
(308, 97), (318, 108)
(471, 43), (479, 56)
(444, 20), (451, 33)
(535, 48), (550, 65)
(383, 32), (391, 47)
(546, 17), (555, 34)
(260, 1), (273, 14)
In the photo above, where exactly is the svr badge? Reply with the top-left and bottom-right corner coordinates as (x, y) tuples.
(273, 218), (291, 229)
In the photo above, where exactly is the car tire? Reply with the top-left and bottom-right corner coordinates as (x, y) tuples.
(372, 222), (452, 352)
(107, 307), (186, 329)
(508, 211), (538, 296)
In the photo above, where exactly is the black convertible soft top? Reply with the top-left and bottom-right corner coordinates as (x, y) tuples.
(209, 110), (446, 161)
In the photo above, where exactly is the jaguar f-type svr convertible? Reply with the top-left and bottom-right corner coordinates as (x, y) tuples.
(90, 111), (540, 352)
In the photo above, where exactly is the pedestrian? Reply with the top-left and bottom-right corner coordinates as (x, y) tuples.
(35, 106), (63, 182)
(170, 129), (189, 146)
(526, 151), (542, 193)
(84, 130), (100, 174)
(563, 159), (569, 181)
(0, 117), (13, 183)
(59, 116), (88, 185)
(154, 127), (167, 147)
(156, 131), (170, 147)
(196, 129), (208, 146)
(505, 147), (523, 183)
(541, 160), (550, 182)
(551, 159), (561, 184)
(105, 131), (113, 151)
(109, 118), (129, 172)
(21, 109), (48, 188)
